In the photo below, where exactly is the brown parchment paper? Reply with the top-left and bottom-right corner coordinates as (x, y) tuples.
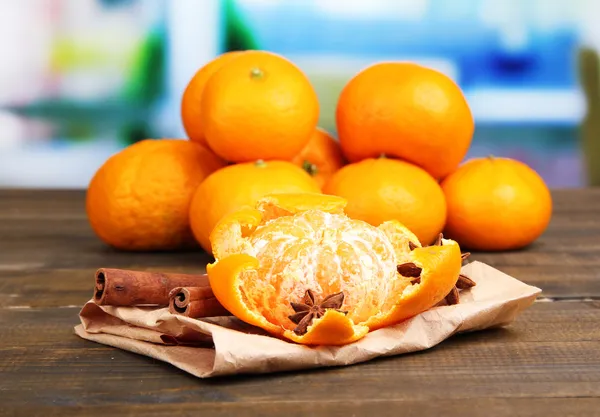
(74, 261), (541, 378)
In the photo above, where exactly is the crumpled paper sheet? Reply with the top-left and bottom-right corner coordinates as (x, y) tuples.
(74, 261), (541, 378)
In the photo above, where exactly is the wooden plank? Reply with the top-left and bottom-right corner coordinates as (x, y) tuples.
(0, 237), (209, 272)
(551, 188), (600, 211)
(4, 398), (600, 417)
(2, 301), (600, 347)
(1, 302), (599, 411)
(0, 189), (87, 219)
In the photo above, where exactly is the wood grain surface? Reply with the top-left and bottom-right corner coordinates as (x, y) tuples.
(1, 189), (599, 416)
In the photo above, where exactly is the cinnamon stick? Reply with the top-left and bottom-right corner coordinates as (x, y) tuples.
(94, 268), (211, 307)
(169, 287), (231, 318)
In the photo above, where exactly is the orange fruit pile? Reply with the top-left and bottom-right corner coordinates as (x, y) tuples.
(87, 50), (552, 257)
(208, 194), (463, 345)
(83, 49), (554, 345)
(326, 61), (551, 250)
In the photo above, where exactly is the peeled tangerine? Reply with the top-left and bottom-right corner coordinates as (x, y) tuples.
(207, 193), (464, 345)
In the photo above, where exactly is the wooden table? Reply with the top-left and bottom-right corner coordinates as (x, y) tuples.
(1, 189), (599, 416)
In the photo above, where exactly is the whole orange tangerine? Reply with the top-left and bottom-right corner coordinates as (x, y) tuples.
(86, 139), (225, 251)
(336, 62), (474, 179)
(189, 160), (321, 253)
(323, 157), (447, 245)
(290, 127), (345, 189)
(441, 156), (552, 251)
(200, 50), (319, 162)
(181, 51), (243, 147)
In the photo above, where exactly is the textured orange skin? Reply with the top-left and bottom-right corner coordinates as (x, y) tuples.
(290, 127), (345, 189)
(189, 161), (321, 253)
(207, 193), (462, 346)
(86, 139), (225, 251)
(441, 157), (553, 251)
(181, 51), (243, 147)
(201, 50), (319, 162)
(324, 158), (447, 245)
(336, 62), (474, 179)
(207, 254), (283, 335)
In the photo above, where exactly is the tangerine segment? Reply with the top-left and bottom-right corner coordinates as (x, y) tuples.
(284, 310), (369, 346)
(210, 208), (264, 261)
(211, 194), (347, 260)
(257, 193), (346, 221)
(207, 254), (283, 336)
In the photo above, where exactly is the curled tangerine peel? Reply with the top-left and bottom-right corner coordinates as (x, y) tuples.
(207, 194), (462, 345)
(207, 254), (282, 335)
(364, 241), (462, 330)
(285, 309), (369, 346)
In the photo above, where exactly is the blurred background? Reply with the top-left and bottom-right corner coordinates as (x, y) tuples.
(1, 0), (599, 188)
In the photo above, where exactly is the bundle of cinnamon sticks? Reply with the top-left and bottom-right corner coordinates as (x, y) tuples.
(93, 268), (230, 318)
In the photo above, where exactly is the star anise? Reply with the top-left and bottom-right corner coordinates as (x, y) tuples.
(456, 273), (476, 289)
(288, 289), (347, 335)
(404, 233), (476, 305)
(397, 262), (422, 284)
(435, 237), (474, 305)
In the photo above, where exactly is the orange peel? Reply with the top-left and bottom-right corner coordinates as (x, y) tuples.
(207, 193), (464, 345)
(207, 254), (282, 335)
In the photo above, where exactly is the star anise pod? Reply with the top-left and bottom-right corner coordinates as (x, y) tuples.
(440, 239), (474, 305)
(405, 233), (476, 305)
(456, 273), (476, 289)
(288, 289), (347, 335)
(397, 262), (422, 284)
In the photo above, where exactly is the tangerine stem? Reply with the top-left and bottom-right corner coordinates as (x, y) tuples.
(302, 160), (318, 176)
(250, 67), (264, 79)
(255, 159), (267, 168)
